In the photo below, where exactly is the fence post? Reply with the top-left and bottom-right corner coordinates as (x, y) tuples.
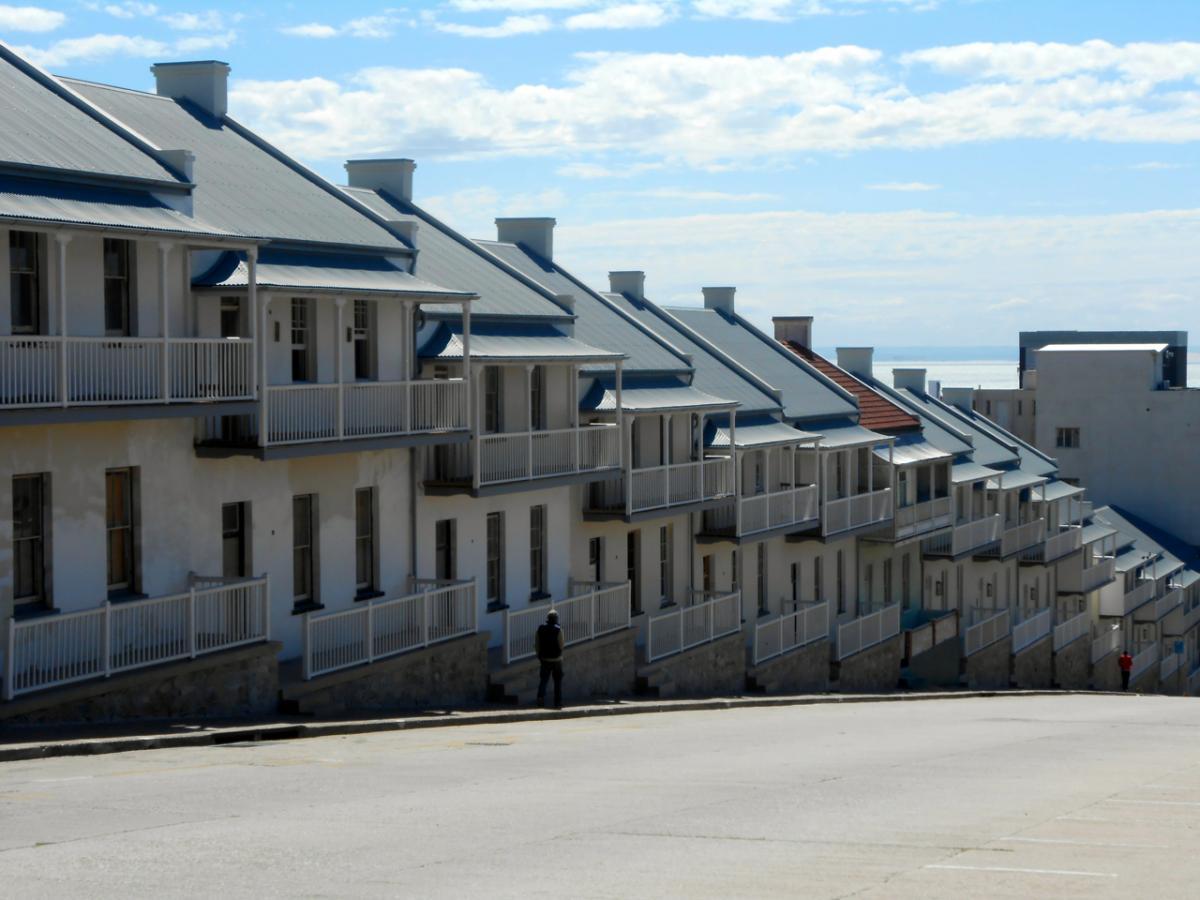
(188, 586), (197, 659)
(590, 588), (597, 640)
(424, 588), (433, 648)
(367, 600), (375, 663)
(4, 617), (14, 700)
(103, 601), (112, 678)
(302, 613), (311, 680)
(262, 574), (271, 642)
(678, 605), (684, 654)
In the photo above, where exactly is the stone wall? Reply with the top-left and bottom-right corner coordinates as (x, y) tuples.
(284, 633), (488, 715)
(1013, 636), (1053, 689)
(1052, 635), (1090, 689)
(964, 636), (1012, 690)
(837, 635), (903, 693)
(747, 639), (830, 694)
(1, 641), (281, 724)
(1131, 664), (1160, 695)
(644, 632), (746, 697)
(1091, 652), (1123, 691)
(906, 636), (961, 688)
(491, 628), (637, 704)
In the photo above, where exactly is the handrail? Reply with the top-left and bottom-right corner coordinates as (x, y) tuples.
(503, 581), (630, 665)
(1052, 610), (1090, 651)
(836, 602), (901, 661)
(1012, 607), (1053, 653)
(963, 608), (1010, 656)
(753, 601), (828, 666)
(647, 591), (740, 663)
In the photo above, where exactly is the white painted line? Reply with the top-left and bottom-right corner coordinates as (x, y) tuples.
(926, 864), (1117, 878)
(1104, 798), (1200, 806)
(1001, 836), (1165, 850)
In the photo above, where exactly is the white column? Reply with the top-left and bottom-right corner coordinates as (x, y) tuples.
(158, 242), (171, 402)
(461, 300), (471, 431)
(727, 414), (736, 502)
(525, 363), (534, 478)
(473, 363), (483, 491)
(55, 234), (72, 406)
(614, 359), (624, 467)
(257, 285), (269, 448)
(335, 297), (346, 440)
(247, 246), (258, 396)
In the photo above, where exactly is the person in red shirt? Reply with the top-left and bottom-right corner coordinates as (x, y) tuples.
(1118, 650), (1134, 691)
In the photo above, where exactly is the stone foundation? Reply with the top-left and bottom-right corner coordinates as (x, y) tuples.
(837, 635), (903, 693)
(1052, 635), (1090, 689)
(964, 636), (1012, 690)
(490, 628), (637, 704)
(283, 633), (488, 715)
(906, 635), (962, 688)
(1091, 652), (1123, 691)
(1130, 664), (1160, 695)
(640, 632), (745, 698)
(0, 641), (281, 724)
(747, 639), (830, 693)
(1013, 636), (1053, 689)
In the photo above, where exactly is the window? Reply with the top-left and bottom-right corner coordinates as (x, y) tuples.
(836, 549), (845, 614)
(756, 543), (767, 614)
(355, 488), (377, 595)
(483, 367), (501, 433)
(864, 564), (874, 608)
(292, 494), (316, 608)
(703, 554), (714, 594)
(352, 299), (374, 380)
(102, 238), (133, 336)
(1056, 427), (1081, 449)
(291, 298), (313, 382)
(486, 512), (505, 607)
(530, 365), (545, 431)
(814, 556), (823, 604)
(105, 468), (136, 594)
(752, 452), (765, 495)
(1016, 399), (1023, 416)
(529, 505), (547, 598)
(221, 501), (248, 579)
(731, 547), (740, 592)
(219, 297), (242, 338)
(435, 519), (456, 581)
(588, 537), (603, 583)
(659, 524), (673, 606)
(9, 231), (43, 334)
(627, 530), (641, 614)
(901, 554), (911, 610)
(12, 474), (48, 608)
(791, 562), (799, 608)
(883, 558), (893, 606)
(985, 400), (992, 416)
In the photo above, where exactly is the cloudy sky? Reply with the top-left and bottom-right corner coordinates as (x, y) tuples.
(6, 0), (1198, 346)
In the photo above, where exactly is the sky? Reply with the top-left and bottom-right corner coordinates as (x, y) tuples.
(4, 0), (1198, 347)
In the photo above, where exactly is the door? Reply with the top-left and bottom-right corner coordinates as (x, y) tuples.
(627, 529), (641, 614)
(221, 501), (248, 579)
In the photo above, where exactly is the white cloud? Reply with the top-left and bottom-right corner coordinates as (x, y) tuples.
(901, 39), (1200, 82)
(16, 28), (235, 66)
(433, 14), (552, 37)
(557, 161), (665, 178)
(280, 22), (338, 38)
(279, 14), (408, 39)
(0, 4), (65, 31)
(635, 187), (776, 201)
(866, 181), (940, 191)
(692, 0), (939, 20)
(1130, 161), (1187, 171)
(160, 10), (233, 31)
(449, 0), (590, 8)
(100, 2), (158, 18)
(565, 2), (677, 29)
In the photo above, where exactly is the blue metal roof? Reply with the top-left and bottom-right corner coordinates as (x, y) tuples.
(581, 376), (732, 413)
(709, 416), (819, 449)
(418, 321), (621, 363)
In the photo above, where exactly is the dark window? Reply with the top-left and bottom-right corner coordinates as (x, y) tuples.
(486, 512), (504, 606)
(836, 550), (845, 614)
(529, 505), (546, 597)
(659, 524), (673, 605)
(790, 562), (799, 607)
(221, 501), (248, 579)
(530, 365), (545, 431)
(103, 238), (133, 336)
(814, 556), (823, 604)
(883, 558), (893, 606)
(588, 537), (603, 583)
(105, 468), (136, 593)
(291, 298), (312, 382)
(292, 494), (315, 606)
(352, 299), (374, 380)
(627, 529), (641, 614)
(219, 297), (241, 338)
(435, 519), (456, 581)
(484, 366), (501, 433)
(9, 231), (42, 334)
(1056, 427), (1080, 449)
(703, 554), (714, 594)
(756, 543), (767, 614)
(12, 474), (48, 608)
(355, 488), (376, 594)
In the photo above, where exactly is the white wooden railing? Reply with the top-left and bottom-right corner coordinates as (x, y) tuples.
(626, 458), (733, 514)
(894, 495), (953, 540)
(1020, 525), (1083, 564)
(1091, 625), (1122, 663)
(478, 423), (620, 486)
(753, 601), (828, 666)
(996, 518), (1047, 558)
(1012, 607), (1053, 653)
(1053, 610), (1091, 651)
(503, 581), (630, 665)
(1130, 643), (1159, 684)
(267, 379), (467, 445)
(904, 610), (958, 660)
(647, 590), (740, 663)
(4, 576), (269, 700)
(964, 608), (1010, 656)
(836, 602), (901, 661)
(739, 485), (820, 536)
(1160, 651), (1182, 682)
(924, 514), (1001, 557)
(1145, 586), (1183, 622)
(823, 487), (893, 536)
(303, 579), (475, 680)
(0, 335), (254, 408)
(1121, 579), (1156, 615)
(1059, 557), (1115, 594)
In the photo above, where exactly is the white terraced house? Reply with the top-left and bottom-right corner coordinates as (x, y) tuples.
(3, 43), (1199, 717)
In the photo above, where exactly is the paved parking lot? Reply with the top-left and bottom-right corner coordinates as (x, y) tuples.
(1, 694), (1198, 898)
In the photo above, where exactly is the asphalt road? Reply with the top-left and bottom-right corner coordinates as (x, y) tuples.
(1, 694), (1198, 899)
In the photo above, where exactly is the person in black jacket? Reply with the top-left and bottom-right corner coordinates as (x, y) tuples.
(535, 610), (565, 708)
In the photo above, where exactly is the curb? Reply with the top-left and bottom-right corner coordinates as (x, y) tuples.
(0, 688), (1129, 763)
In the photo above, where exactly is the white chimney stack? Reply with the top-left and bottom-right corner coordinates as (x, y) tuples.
(609, 271), (645, 302)
(893, 368), (927, 394)
(495, 217), (555, 261)
(941, 387), (975, 412)
(837, 347), (874, 379)
(151, 61), (230, 119)
(773, 316), (812, 350)
(158, 149), (195, 181)
(345, 158), (417, 203)
(702, 286), (736, 315)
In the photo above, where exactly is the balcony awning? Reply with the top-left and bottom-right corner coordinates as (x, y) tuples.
(709, 416), (819, 449)
(812, 421), (893, 450)
(1145, 556), (1184, 580)
(1115, 549), (1154, 573)
(195, 249), (472, 300)
(1080, 522), (1118, 545)
(985, 469), (1048, 491)
(952, 461), (1003, 484)
(580, 377), (734, 414)
(1033, 480), (1086, 503)
(873, 437), (951, 467)
(1174, 569), (1200, 588)
(419, 321), (624, 364)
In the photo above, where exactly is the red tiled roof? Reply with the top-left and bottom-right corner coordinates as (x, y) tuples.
(782, 341), (921, 434)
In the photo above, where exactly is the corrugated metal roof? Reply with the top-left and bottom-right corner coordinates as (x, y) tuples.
(889, 386), (1012, 465)
(68, 79), (406, 250)
(581, 377), (733, 413)
(1145, 556), (1184, 580)
(874, 437), (951, 466)
(1175, 569), (1200, 588)
(341, 189), (567, 319)
(666, 306), (856, 423)
(475, 240), (690, 374)
(195, 249), (469, 298)
(0, 174), (239, 239)
(418, 321), (622, 362)
(785, 344), (921, 433)
(1033, 481), (1086, 503)
(0, 53), (178, 185)
(986, 469), (1048, 491)
(600, 292), (782, 414)
(1080, 523), (1118, 545)
(811, 420), (893, 449)
(1114, 548), (1153, 573)
(710, 416), (818, 449)
(952, 461), (1003, 483)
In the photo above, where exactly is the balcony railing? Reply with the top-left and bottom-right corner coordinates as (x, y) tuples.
(1053, 610), (1090, 651)
(978, 518), (1046, 559)
(503, 581), (630, 665)
(1110, 578), (1156, 616)
(964, 608), (1010, 656)
(1091, 625), (1121, 663)
(1165, 600), (1200, 637)
(1012, 608), (1053, 653)
(1020, 525), (1082, 565)
(1059, 557), (1116, 594)
(703, 484), (819, 538)
(1130, 643), (1159, 683)
(1188, 662), (1200, 696)
(836, 602), (901, 661)
(923, 514), (1001, 557)
(4, 576), (269, 700)
(302, 579), (476, 679)
(904, 610), (958, 661)
(0, 335), (254, 409)
(1160, 651), (1182, 682)
(752, 601), (828, 666)
(1137, 586), (1184, 623)
(823, 488), (893, 537)
(893, 495), (953, 541)
(592, 457), (733, 516)
(479, 423), (621, 486)
(647, 590), (740, 663)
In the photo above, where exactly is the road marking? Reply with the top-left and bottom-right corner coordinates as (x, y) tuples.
(1104, 798), (1200, 806)
(926, 864), (1117, 878)
(1001, 837), (1166, 850)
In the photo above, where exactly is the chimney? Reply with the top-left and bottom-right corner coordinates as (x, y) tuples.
(496, 217), (555, 261)
(151, 61), (230, 119)
(773, 316), (812, 350)
(555, 292), (575, 313)
(345, 158), (417, 203)
(942, 386), (975, 413)
(158, 149), (194, 181)
(387, 219), (419, 246)
(609, 271), (645, 302)
(893, 368), (927, 394)
(702, 286), (736, 315)
(837, 347), (874, 379)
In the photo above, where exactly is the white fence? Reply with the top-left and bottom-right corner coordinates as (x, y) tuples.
(647, 591), (741, 663)
(1053, 610), (1091, 652)
(1121, 579), (1156, 615)
(1160, 651), (1182, 682)
(1188, 664), (1200, 696)
(904, 610), (958, 661)
(1012, 608), (1053, 654)
(4, 576), (269, 700)
(924, 515), (1001, 557)
(823, 488), (892, 536)
(303, 579), (476, 679)
(503, 581), (630, 665)
(894, 495), (953, 540)
(0, 335), (254, 408)
(1091, 625), (1122, 663)
(753, 601), (828, 666)
(1144, 586), (1183, 622)
(738, 485), (819, 536)
(1130, 643), (1159, 684)
(628, 459), (733, 514)
(999, 518), (1047, 558)
(836, 603), (901, 661)
(1020, 526), (1082, 564)
(964, 609), (1010, 656)
(478, 424), (620, 486)
(1059, 557), (1115, 594)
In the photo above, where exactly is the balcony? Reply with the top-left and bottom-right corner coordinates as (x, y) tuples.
(923, 514), (1001, 558)
(752, 601), (828, 665)
(503, 580), (630, 665)
(1160, 650), (1182, 683)
(1053, 610), (1091, 651)
(1130, 643), (1159, 683)
(1091, 625), (1121, 663)
(1020, 525), (1083, 565)
(1102, 578), (1155, 617)
(1012, 607), (1053, 653)
(903, 610), (958, 662)
(1059, 556), (1116, 594)
(977, 518), (1046, 559)
(1135, 585), (1183, 623)
(646, 590), (741, 663)
(823, 488), (893, 537)
(591, 457), (733, 518)
(836, 603), (901, 661)
(1164, 598), (1200, 636)
(873, 495), (953, 543)
(702, 484), (819, 539)
(964, 608), (1010, 656)
(0, 335), (254, 410)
